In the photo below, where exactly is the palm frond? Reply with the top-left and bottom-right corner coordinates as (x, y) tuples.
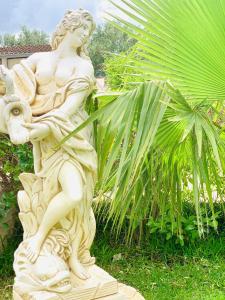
(60, 0), (225, 242)
(63, 81), (225, 242)
(109, 0), (225, 100)
(62, 81), (171, 240)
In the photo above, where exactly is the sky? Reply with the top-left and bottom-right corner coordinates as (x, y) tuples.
(0, 0), (123, 34)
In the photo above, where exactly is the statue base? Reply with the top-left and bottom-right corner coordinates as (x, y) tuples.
(13, 265), (144, 300)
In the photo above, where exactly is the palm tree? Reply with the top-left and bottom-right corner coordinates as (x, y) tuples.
(65, 0), (225, 244)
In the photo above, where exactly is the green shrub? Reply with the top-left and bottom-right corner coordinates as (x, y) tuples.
(0, 134), (33, 225)
(147, 205), (223, 246)
(104, 45), (142, 90)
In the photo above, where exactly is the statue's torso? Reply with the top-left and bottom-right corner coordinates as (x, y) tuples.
(34, 52), (90, 95)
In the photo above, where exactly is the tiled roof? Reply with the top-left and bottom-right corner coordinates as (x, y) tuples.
(0, 44), (51, 56)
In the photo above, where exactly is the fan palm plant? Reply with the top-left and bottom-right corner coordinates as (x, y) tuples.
(64, 0), (225, 243)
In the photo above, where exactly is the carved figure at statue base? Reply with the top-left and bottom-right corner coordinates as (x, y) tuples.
(0, 9), (144, 300)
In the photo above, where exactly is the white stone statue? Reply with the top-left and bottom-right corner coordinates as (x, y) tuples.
(0, 9), (144, 300)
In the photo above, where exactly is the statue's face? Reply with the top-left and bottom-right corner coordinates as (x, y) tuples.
(70, 19), (92, 48)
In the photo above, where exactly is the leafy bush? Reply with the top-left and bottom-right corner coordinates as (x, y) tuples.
(147, 205), (223, 246)
(89, 23), (136, 77)
(104, 45), (142, 90)
(0, 134), (33, 225)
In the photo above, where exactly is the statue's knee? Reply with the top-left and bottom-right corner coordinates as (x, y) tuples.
(67, 191), (83, 206)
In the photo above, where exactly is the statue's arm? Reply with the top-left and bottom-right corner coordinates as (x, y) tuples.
(59, 61), (94, 117)
(14, 53), (50, 142)
(23, 122), (50, 141)
(24, 53), (39, 72)
(59, 89), (89, 116)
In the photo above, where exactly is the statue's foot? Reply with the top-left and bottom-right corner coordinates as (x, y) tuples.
(80, 255), (96, 266)
(69, 257), (90, 280)
(25, 234), (42, 263)
(80, 249), (95, 266)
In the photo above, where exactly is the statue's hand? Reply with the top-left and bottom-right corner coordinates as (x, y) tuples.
(3, 94), (21, 103)
(23, 122), (50, 141)
(0, 65), (14, 95)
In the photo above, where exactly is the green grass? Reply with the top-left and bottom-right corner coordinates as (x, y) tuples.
(0, 279), (13, 300)
(95, 248), (225, 300)
(1, 226), (225, 299)
(92, 231), (225, 300)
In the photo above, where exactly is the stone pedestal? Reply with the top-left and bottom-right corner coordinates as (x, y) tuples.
(13, 266), (144, 300)
(102, 284), (145, 300)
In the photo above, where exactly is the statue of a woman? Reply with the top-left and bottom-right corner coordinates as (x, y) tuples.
(8, 9), (97, 282)
(0, 9), (145, 300)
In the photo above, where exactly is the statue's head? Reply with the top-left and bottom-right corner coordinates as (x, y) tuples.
(51, 9), (95, 59)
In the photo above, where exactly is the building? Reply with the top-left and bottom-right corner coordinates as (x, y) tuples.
(0, 44), (51, 69)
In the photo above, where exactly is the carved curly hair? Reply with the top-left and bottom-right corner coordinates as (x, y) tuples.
(51, 9), (96, 59)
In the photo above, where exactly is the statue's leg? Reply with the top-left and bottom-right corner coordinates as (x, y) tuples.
(26, 162), (84, 264)
(69, 229), (90, 280)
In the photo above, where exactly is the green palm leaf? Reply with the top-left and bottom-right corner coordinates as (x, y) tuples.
(60, 0), (225, 242)
(65, 82), (224, 241)
(109, 0), (225, 100)
(61, 81), (172, 240)
(154, 89), (224, 233)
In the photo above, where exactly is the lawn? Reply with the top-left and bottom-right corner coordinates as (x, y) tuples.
(97, 247), (225, 300)
(1, 227), (225, 300)
(92, 233), (225, 300)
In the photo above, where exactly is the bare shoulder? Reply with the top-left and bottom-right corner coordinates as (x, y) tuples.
(25, 52), (54, 71)
(27, 51), (53, 64)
